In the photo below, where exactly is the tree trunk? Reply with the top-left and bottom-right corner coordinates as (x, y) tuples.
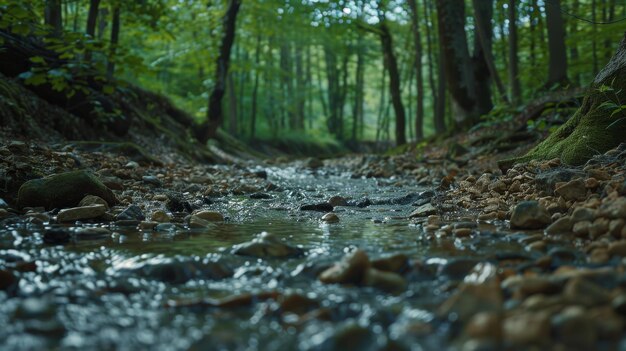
(435, 0), (477, 126)
(545, 0), (568, 86)
(84, 0), (101, 64)
(501, 34), (626, 168)
(227, 72), (237, 135)
(508, 0), (522, 104)
(567, 1), (580, 85)
(45, 0), (63, 37)
(592, 0), (599, 74)
(380, 22), (406, 146)
(198, 0), (241, 143)
(407, 0), (424, 141)
(106, 6), (120, 79)
(250, 34), (261, 139)
(352, 40), (365, 141)
(424, 0), (445, 134)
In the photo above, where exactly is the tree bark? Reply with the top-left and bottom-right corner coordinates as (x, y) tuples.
(250, 34), (261, 139)
(380, 22), (406, 146)
(407, 0), (424, 141)
(508, 0), (522, 104)
(106, 6), (120, 79)
(545, 0), (568, 86)
(84, 0), (101, 63)
(45, 0), (63, 37)
(501, 33), (626, 168)
(435, 0), (477, 126)
(198, 0), (241, 143)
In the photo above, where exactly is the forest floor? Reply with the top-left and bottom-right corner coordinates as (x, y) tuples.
(2, 122), (626, 350)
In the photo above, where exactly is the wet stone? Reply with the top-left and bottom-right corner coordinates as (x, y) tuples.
(328, 195), (348, 207)
(371, 253), (409, 273)
(300, 202), (333, 212)
(250, 192), (272, 199)
(78, 195), (109, 209)
(321, 212), (339, 223)
(56, 204), (106, 222)
(43, 228), (71, 245)
(409, 203), (437, 218)
(510, 201), (551, 229)
(0, 269), (18, 293)
(116, 205), (145, 221)
(319, 249), (370, 285)
(362, 267), (406, 293)
(192, 210), (224, 222)
(504, 312), (551, 346)
(563, 277), (611, 307)
(142, 175), (162, 187)
(553, 306), (596, 349)
(232, 232), (304, 258)
(545, 216), (573, 235)
(151, 210), (171, 223)
(555, 178), (587, 201)
(74, 227), (111, 238)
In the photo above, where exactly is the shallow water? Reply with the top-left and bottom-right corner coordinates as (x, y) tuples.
(0, 166), (529, 350)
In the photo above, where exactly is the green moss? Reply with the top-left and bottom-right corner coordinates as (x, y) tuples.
(17, 170), (117, 210)
(499, 68), (626, 169)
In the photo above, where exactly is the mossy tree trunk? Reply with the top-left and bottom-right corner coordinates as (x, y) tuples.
(501, 33), (626, 169)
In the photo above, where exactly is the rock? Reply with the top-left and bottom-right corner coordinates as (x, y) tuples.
(328, 196), (348, 207)
(572, 221), (591, 237)
(232, 232), (304, 258)
(371, 254), (409, 273)
(438, 280), (502, 323)
(17, 170), (116, 210)
(139, 221), (158, 230)
(409, 203), (437, 218)
(0, 198), (8, 208)
(504, 312), (551, 346)
(188, 216), (214, 229)
(74, 227), (112, 238)
(250, 192), (272, 199)
(454, 228), (473, 237)
(502, 275), (561, 298)
(589, 218), (609, 239)
(151, 210), (171, 223)
(56, 204), (106, 222)
(8, 140), (28, 154)
(142, 175), (162, 187)
(563, 277), (611, 306)
(321, 213), (339, 223)
(0, 269), (18, 294)
(300, 202), (334, 212)
(319, 249), (370, 285)
(599, 198), (626, 219)
(535, 168), (585, 194)
(553, 306), (596, 349)
(131, 259), (232, 284)
(116, 205), (145, 221)
(362, 267), (406, 293)
(124, 161), (139, 169)
(609, 219), (625, 237)
(192, 210), (224, 222)
(571, 207), (596, 222)
(608, 240), (626, 257)
(555, 179), (587, 201)
(465, 312), (503, 341)
(306, 158), (324, 169)
(0, 209), (11, 219)
(545, 216), (573, 235)
(510, 201), (551, 229)
(78, 195), (109, 209)
(43, 228), (70, 244)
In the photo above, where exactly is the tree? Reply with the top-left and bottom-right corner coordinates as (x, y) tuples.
(502, 33), (626, 168)
(198, 0), (242, 143)
(379, 21), (407, 146)
(106, 5), (121, 79)
(508, 0), (521, 103)
(44, 0), (63, 37)
(545, 0), (568, 86)
(407, 0), (424, 141)
(84, 0), (101, 63)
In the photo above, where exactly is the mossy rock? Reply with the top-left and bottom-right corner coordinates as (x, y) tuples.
(17, 170), (117, 210)
(499, 35), (626, 170)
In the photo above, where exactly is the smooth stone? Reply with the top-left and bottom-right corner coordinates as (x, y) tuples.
(0, 198), (8, 208)
(608, 241), (626, 257)
(465, 312), (502, 341)
(192, 210), (224, 222)
(74, 227), (111, 238)
(17, 170), (116, 210)
(510, 201), (551, 229)
(545, 216), (573, 235)
(139, 221), (158, 230)
(319, 249), (370, 285)
(504, 312), (551, 346)
(250, 192), (272, 199)
(151, 210), (171, 223)
(142, 175), (162, 187)
(57, 204), (106, 222)
(535, 169), (585, 194)
(321, 212), (339, 223)
(555, 179), (587, 201)
(328, 196), (348, 207)
(409, 203), (437, 218)
(553, 306), (596, 349)
(571, 207), (596, 222)
(188, 216), (214, 229)
(78, 195), (109, 210)
(362, 267), (406, 293)
(599, 198), (626, 219)
(563, 277), (611, 306)
(116, 205), (145, 221)
(371, 254), (409, 273)
(0, 209), (11, 219)
(232, 232), (304, 258)
(454, 228), (473, 237)
(572, 220), (591, 237)
(124, 161), (139, 169)
(502, 275), (560, 298)
(300, 202), (334, 212)
(438, 280), (502, 323)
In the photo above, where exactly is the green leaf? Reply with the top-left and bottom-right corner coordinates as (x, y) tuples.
(29, 56), (45, 64)
(103, 85), (115, 94)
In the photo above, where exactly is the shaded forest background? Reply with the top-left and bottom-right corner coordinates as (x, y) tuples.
(1, 0), (626, 150)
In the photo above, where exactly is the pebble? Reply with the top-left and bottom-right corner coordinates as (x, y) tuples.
(371, 254), (408, 273)
(116, 205), (145, 221)
(465, 312), (502, 341)
(563, 277), (611, 306)
(139, 221), (159, 230)
(192, 210), (224, 222)
(43, 228), (71, 244)
(438, 280), (502, 323)
(74, 227), (112, 238)
(78, 195), (109, 209)
(57, 204), (106, 222)
(553, 306), (596, 349)
(454, 228), (472, 237)
(328, 196), (348, 207)
(362, 267), (406, 293)
(504, 312), (551, 346)
(555, 179), (587, 201)
(300, 202), (334, 212)
(319, 249), (370, 285)
(151, 210), (171, 223)
(321, 212), (339, 223)
(545, 216), (573, 235)
(409, 203), (437, 218)
(232, 232), (304, 258)
(142, 175), (162, 187)
(510, 201), (551, 229)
